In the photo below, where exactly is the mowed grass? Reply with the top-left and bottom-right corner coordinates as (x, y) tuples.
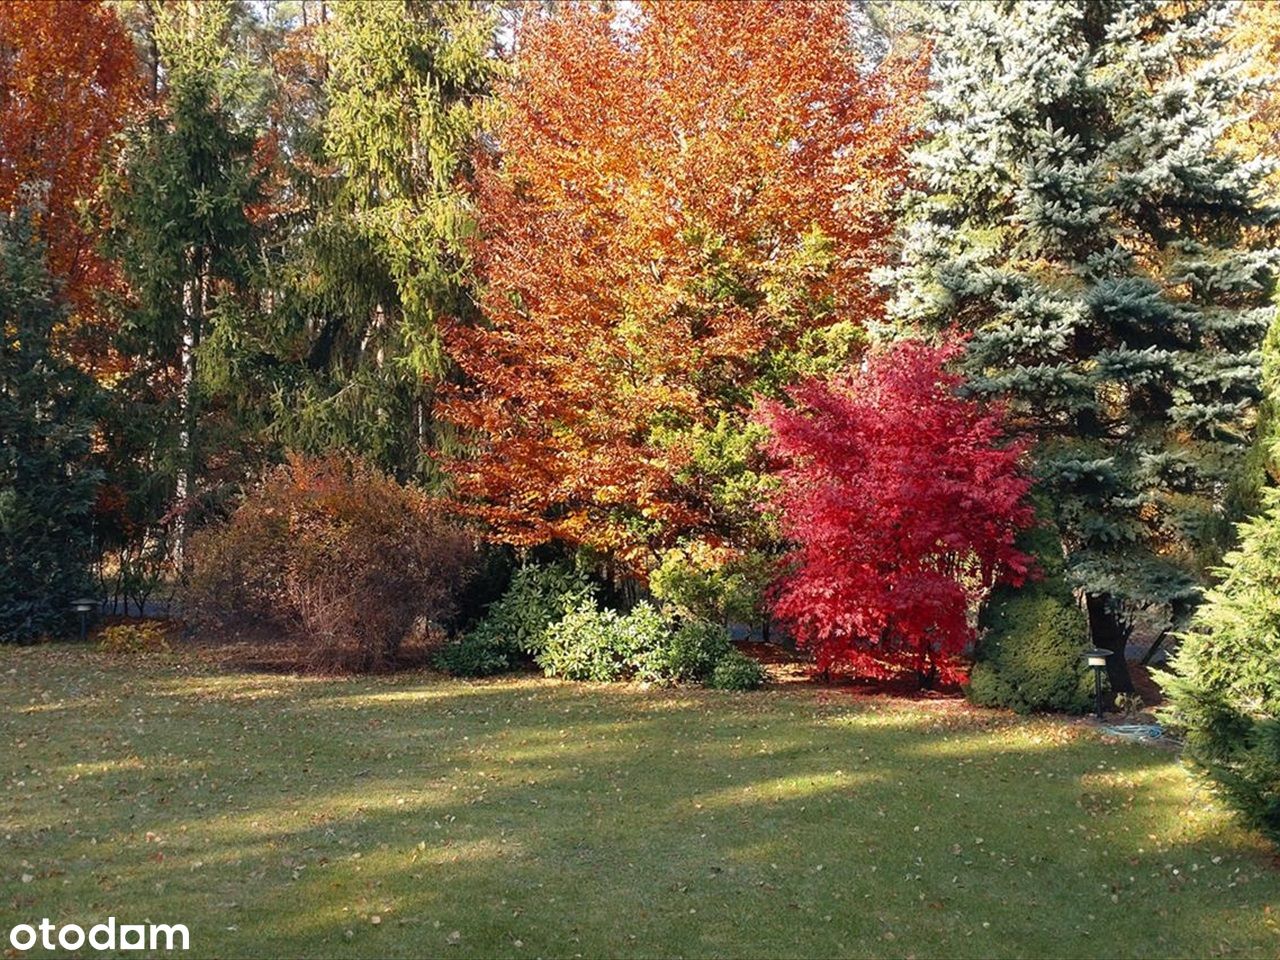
(2, 646), (1278, 959)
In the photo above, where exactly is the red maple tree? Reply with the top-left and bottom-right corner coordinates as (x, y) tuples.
(0, 0), (142, 370)
(757, 341), (1036, 686)
(440, 1), (924, 570)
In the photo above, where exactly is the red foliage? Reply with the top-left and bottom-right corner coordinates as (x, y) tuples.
(757, 341), (1035, 686)
(440, 1), (925, 568)
(0, 0), (142, 369)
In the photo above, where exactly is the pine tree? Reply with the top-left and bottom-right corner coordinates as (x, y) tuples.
(0, 211), (100, 642)
(1239, 308), (1280, 509)
(269, 0), (499, 480)
(321, 0), (497, 365)
(892, 0), (1279, 692)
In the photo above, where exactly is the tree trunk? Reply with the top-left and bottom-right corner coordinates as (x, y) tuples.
(173, 257), (204, 574)
(141, 1), (161, 102)
(918, 646), (938, 690)
(1085, 592), (1134, 695)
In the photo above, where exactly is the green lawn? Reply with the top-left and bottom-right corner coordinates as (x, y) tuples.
(2, 646), (1278, 959)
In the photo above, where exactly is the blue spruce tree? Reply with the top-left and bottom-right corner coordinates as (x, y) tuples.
(893, 0), (1279, 692)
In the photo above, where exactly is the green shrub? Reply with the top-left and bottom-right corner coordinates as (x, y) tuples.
(435, 563), (595, 677)
(97, 621), (171, 654)
(967, 583), (1094, 713)
(707, 650), (767, 691)
(537, 600), (666, 682)
(967, 515), (1094, 714)
(472, 564), (595, 656)
(1159, 490), (1280, 847)
(637, 618), (732, 684)
(438, 565), (760, 691)
(432, 632), (515, 678)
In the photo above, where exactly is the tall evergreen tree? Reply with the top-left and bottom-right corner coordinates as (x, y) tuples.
(0, 211), (100, 642)
(219, 0), (500, 481)
(322, 0), (497, 365)
(100, 0), (262, 566)
(320, 0), (499, 479)
(892, 0), (1279, 691)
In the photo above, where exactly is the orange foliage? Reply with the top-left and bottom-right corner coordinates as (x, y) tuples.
(0, 0), (142, 364)
(1228, 0), (1280, 195)
(251, 19), (328, 227)
(441, 0), (924, 569)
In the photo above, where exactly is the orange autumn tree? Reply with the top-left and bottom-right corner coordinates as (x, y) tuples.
(0, 0), (141, 368)
(441, 0), (923, 574)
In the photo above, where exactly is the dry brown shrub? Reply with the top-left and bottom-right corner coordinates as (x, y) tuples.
(188, 454), (477, 672)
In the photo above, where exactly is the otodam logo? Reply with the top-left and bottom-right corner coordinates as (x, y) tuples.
(8, 918), (190, 952)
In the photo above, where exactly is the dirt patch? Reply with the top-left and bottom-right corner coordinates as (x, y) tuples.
(1130, 661), (1167, 709)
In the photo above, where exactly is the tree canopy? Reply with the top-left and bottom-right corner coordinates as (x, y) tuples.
(892, 0), (1279, 690)
(440, 0), (924, 569)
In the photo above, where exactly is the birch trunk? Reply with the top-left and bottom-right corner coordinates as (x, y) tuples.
(173, 258), (203, 573)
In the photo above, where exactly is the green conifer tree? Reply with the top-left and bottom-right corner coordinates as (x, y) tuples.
(232, 0), (501, 481)
(101, 0), (262, 566)
(0, 210), (100, 642)
(1159, 490), (1280, 845)
(893, 0), (1279, 691)
(1239, 308), (1280, 508)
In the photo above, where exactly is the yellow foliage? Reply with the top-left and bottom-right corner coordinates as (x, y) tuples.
(1227, 0), (1280, 196)
(96, 621), (171, 655)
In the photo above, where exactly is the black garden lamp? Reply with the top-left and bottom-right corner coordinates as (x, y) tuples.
(1082, 647), (1112, 719)
(71, 598), (98, 643)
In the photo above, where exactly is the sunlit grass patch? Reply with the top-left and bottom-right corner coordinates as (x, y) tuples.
(2, 644), (1278, 959)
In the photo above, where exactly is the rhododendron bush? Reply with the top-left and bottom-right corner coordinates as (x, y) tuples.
(759, 342), (1035, 686)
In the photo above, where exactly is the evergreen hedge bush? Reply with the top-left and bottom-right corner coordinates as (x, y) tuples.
(967, 521), (1093, 714)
